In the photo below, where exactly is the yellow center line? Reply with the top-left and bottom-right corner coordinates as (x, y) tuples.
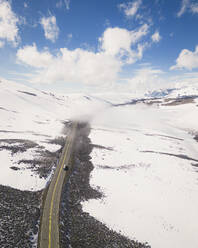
(48, 126), (74, 248)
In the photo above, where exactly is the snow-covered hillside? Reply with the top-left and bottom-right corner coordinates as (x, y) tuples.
(1, 79), (198, 247)
(90, 85), (198, 106)
(0, 80), (69, 191)
(0, 79), (106, 191)
(146, 85), (198, 99)
(83, 94), (198, 248)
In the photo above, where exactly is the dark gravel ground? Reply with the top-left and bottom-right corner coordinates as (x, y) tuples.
(59, 122), (150, 248)
(0, 185), (41, 248)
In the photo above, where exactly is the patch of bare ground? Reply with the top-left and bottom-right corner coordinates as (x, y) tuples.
(0, 185), (41, 248)
(18, 90), (37, 97)
(192, 163), (198, 168)
(194, 134), (198, 143)
(96, 164), (137, 171)
(113, 98), (164, 107)
(162, 97), (196, 106)
(92, 144), (113, 151)
(141, 150), (198, 162)
(144, 133), (184, 141)
(0, 107), (18, 113)
(0, 139), (38, 154)
(0, 130), (51, 138)
(0, 134), (67, 178)
(59, 122), (150, 248)
(144, 100), (162, 105)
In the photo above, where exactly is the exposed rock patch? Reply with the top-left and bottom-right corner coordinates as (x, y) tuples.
(0, 185), (41, 248)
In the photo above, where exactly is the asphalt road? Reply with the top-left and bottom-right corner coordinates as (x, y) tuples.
(38, 122), (77, 248)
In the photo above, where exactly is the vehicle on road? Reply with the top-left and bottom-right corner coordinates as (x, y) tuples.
(64, 165), (69, 171)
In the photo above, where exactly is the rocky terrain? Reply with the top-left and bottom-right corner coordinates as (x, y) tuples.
(0, 185), (41, 248)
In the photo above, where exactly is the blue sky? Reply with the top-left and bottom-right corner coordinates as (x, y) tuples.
(1, 0), (198, 93)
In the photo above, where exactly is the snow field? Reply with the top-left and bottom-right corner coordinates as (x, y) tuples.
(83, 100), (198, 248)
(0, 80), (107, 191)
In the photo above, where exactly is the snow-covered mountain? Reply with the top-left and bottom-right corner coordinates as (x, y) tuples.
(89, 85), (198, 107)
(146, 85), (198, 99)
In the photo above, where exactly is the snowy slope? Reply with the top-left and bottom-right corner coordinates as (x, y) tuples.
(83, 95), (198, 248)
(0, 79), (70, 191)
(2, 78), (198, 247)
(90, 85), (198, 106)
(146, 85), (198, 99)
(0, 79), (106, 191)
(167, 85), (198, 98)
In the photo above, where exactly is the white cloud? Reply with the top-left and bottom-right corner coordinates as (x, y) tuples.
(99, 24), (149, 63)
(177, 0), (190, 17)
(17, 33), (189, 93)
(168, 72), (198, 91)
(67, 33), (72, 39)
(56, 1), (62, 8)
(0, 40), (4, 48)
(177, 0), (198, 17)
(17, 43), (53, 68)
(16, 25), (151, 86)
(151, 31), (161, 43)
(127, 67), (165, 92)
(170, 46), (198, 70)
(40, 15), (59, 42)
(64, 0), (70, 10)
(119, 0), (142, 18)
(0, 0), (20, 46)
(17, 44), (121, 85)
(65, 33), (72, 44)
(56, 0), (70, 10)
(191, 3), (198, 13)
(126, 67), (198, 94)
